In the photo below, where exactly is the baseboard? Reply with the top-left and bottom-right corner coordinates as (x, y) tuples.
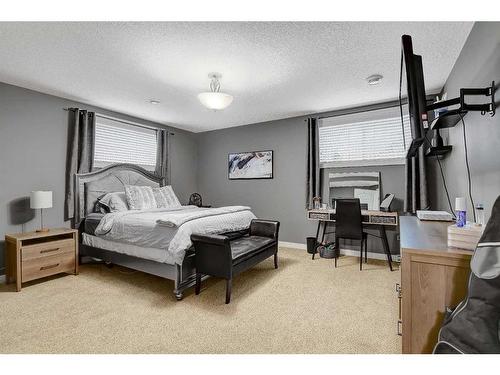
(279, 241), (396, 261)
(279, 241), (306, 250)
(337, 248), (389, 261)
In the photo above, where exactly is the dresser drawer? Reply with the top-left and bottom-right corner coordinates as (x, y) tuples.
(22, 252), (76, 282)
(21, 239), (74, 261)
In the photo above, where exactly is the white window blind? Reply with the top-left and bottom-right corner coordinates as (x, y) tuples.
(93, 116), (157, 170)
(318, 105), (411, 167)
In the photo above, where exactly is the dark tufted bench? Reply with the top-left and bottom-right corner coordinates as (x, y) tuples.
(191, 219), (280, 304)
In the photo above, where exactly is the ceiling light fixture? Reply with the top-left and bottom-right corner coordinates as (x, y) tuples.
(197, 73), (233, 110)
(366, 74), (383, 85)
(149, 99), (160, 105)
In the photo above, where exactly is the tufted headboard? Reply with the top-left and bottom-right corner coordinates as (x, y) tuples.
(74, 163), (165, 226)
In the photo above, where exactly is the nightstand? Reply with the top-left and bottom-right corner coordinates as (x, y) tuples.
(4, 228), (78, 291)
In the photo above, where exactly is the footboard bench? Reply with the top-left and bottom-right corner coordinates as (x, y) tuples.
(191, 219), (280, 304)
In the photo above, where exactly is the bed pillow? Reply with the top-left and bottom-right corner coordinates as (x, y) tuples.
(98, 192), (129, 212)
(125, 185), (157, 210)
(93, 196), (110, 214)
(153, 186), (181, 209)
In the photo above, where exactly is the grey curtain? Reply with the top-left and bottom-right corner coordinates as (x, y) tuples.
(404, 144), (429, 213)
(64, 109), (95, 221)
(155, 129), (169, 183)
(306, 117), (321, 209)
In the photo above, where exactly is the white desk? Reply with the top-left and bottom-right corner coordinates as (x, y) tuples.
(306, 209), (399, 270)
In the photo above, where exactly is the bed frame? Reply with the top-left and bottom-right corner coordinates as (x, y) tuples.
(74, 163), (203, 300)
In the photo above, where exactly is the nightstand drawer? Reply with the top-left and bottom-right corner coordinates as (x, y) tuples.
(22, 252), (75, 282)
(21, 239), (74, 261)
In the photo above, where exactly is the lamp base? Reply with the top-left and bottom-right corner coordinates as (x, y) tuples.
(36, 228), (50, 233)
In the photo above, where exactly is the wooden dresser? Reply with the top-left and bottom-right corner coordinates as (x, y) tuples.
(399, 216), (472, 353)
(5, 228), (79, 291)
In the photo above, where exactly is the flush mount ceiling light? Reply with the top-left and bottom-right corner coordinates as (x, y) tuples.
(366, 74), (383, 85)
(197, 73), (233, 110)
(149, 99), (160, 105)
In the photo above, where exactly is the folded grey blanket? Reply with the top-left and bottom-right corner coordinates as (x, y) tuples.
(156, 206), (252, 227)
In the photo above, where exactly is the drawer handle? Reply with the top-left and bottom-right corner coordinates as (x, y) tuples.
(40, 263), (59, 271)
(40, 248), (60, 254)
(396, 283), (403, 336)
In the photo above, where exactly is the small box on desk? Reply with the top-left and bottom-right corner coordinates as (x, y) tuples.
(447, 223), (484, 251)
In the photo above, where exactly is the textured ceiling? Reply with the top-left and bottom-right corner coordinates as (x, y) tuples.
(0, 22), (473, 132)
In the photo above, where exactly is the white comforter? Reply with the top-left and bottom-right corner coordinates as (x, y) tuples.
(94, 205), (256, 265)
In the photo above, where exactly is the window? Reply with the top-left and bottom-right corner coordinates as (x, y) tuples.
(93, 116), (157, 170)
(318, 105), (411, 167)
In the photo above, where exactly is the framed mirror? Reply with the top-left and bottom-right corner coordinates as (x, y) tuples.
(328, 171), (380, 211)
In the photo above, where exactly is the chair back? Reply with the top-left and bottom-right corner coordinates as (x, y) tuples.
(335, 198), (363, 240)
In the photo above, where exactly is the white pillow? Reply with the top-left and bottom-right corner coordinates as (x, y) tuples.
(125, 185), (157, 210)
(154, 186), (181, 209)
(99, 192), (129, 212)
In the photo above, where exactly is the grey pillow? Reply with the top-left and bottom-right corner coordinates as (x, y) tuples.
(99, 192), (129, 212)
(153, 186), (181, 209)
(125, 185), (157, 210)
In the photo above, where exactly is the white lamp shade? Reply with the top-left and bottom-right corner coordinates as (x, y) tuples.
(197, 92), (234, 110)
(30, 191), (53, 209)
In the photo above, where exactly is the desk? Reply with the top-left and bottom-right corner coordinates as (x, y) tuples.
(399, 216), (471, 353)
(307, 209), (398, 270)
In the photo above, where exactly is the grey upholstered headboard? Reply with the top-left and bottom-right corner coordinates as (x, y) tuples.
(74, 163), (165, 226)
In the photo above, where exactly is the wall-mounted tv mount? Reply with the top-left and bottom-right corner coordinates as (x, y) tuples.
(426, 81), (496, 131)
(401, 34), (497, 159)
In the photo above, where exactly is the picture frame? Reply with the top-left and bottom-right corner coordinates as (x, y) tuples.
(228, 150), (274, 180)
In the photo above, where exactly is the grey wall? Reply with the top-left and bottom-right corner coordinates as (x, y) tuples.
(0, 82), (198, 275)
(428, 22), (500, 222)
(197, 109), (406, 255)
(197, 116), (317, 246)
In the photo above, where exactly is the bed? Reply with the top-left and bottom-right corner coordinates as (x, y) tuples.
(75, 163), (255, 300)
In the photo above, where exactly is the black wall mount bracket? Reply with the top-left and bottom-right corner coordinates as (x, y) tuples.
(426, 80), (496, 117)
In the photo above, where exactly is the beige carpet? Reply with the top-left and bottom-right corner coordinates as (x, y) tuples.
(0, 247), (401, 354)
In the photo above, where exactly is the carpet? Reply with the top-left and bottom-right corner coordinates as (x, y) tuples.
(0, 247), (401, 353)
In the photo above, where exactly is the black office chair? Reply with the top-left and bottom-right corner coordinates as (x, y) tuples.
(335, 198), (368, 270)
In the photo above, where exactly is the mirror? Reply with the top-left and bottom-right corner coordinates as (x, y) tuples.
(327, 171), (381, 211)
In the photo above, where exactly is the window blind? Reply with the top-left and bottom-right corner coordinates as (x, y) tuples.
(318, 105), (411, 167)
(93, 116), (157, 170)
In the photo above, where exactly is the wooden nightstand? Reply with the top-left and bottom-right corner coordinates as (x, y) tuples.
(4, 228), (78, 291)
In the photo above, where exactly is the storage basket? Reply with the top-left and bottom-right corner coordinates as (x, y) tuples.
(318, 243), (336, 259)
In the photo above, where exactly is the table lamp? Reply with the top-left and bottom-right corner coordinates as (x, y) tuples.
(30, 191), (53, 232)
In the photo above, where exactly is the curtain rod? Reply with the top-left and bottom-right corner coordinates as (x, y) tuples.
(316, 100), (405, 121)
(312, 94), (440, 121)
(63, 107), (175, 135)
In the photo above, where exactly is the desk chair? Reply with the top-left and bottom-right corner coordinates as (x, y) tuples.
(335, 198), (368, 270)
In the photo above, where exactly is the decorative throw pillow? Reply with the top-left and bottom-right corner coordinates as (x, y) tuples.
(94, 194), (111, 214)
(153, 186), (181, 209)
(99, 192), (129, 212)
(125, 185), (157, 210)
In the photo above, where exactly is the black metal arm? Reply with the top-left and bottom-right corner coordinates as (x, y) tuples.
(426, 81), (496, 117)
